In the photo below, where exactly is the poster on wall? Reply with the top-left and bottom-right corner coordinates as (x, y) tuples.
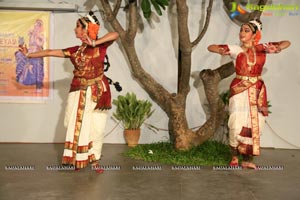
(0, 11), (51, 103)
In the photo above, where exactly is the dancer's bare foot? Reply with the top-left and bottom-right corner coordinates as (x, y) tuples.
(229, 156), (239, 166)
(241, 161), (257, 169)
(91, 162), (104, 174)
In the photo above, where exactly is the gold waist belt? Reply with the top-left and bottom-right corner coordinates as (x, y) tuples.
(77, 76), (102, 86)
(236, 75), (262, 83)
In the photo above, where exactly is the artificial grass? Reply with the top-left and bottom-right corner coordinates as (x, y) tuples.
(124, 141), (232, 166)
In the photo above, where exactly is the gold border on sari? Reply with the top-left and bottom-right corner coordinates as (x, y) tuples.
(62, 90), (87, 166)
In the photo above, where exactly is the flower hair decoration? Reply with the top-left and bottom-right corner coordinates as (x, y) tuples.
(79, 11), (100, 40)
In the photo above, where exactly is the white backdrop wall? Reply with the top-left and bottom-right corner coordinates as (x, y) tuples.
(0, 0), (299, 149)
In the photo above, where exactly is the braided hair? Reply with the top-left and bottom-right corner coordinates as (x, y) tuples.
(104, 55), (122, 92)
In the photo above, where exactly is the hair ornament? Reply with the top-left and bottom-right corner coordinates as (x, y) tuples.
(249, 19), (262, 32)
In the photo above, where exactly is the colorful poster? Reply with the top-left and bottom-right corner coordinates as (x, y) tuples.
(0, 11), (51, 102)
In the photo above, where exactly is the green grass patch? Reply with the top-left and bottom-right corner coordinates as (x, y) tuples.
(124, 141), (232, 166)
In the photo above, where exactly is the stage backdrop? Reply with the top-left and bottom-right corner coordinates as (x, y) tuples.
(0, 0), (299, 150)
(0, 11), (51, 103)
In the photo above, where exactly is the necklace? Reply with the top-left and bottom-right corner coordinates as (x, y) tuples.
(244, 47), (256, 67)
(74, 44), (87, 68)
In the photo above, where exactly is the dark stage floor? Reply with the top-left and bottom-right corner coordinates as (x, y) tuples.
(0, 144), (299, 200)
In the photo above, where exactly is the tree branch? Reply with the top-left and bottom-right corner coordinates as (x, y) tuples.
(192, 61), (235, 145)
(101, 0), (172, 114)
(112, 0), (122, 17)
(123, 45), (173, 114)
(126, 1), (138, 41)
(176, 0), (191, 50)
(176, 0), (192, 96)
(191, 0), (213, 48)
(215, 61), (235, 79)
(100, 0), (125, 36)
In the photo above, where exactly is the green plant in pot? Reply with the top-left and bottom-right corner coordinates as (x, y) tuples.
(112, 92), (154, 147)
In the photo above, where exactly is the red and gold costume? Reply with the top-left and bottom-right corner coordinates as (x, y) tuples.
(220, 42), (278, 157)
(61, 42), (112, 169)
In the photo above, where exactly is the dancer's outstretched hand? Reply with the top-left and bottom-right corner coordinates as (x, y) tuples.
(265, 43), (281, 53)
(218, 47), (230, 55)
(18, 44), (28, 55)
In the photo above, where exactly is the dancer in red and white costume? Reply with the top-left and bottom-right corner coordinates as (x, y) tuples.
(207, 19), (290, 169)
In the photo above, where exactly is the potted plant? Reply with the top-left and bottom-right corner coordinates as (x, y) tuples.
(112, 92), (154, 147)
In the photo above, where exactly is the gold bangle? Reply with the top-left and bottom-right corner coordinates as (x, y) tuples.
(92, 40), (96, 47)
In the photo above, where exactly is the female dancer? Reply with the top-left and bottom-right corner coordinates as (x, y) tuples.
(207, 19), (290, 169)
(19, 11), (119, 173)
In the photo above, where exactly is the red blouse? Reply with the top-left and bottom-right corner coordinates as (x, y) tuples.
(218, 43), (279, 116)
(63, 42), (112, 110)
